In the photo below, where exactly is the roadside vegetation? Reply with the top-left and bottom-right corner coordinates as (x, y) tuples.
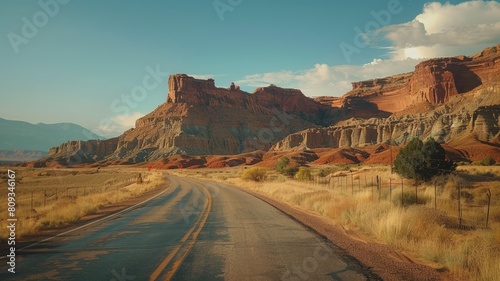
(0, 168), (166, 240)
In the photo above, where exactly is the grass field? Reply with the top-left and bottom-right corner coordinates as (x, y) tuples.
(0, 167), (166, 241)
(174, 164), (500, 281)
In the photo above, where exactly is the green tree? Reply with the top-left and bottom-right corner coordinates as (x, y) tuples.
(394, 137), (455, 182)
(423, 137), (456, 179)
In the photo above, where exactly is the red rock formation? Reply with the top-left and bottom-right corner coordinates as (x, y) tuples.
(45, 75), (333, 164)
(42, 45), (500, 166)
(166, 74), (327, 115)
(334, 44), (499, 115)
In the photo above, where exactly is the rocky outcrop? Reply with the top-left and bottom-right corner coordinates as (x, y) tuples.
(43, 45), (500, 166)
(326, 44), (500, 116)
(271, 103), (500, 151)
(407, 57), (482, 104)
(46, 75), (333, 164)
(46, 138), (119, 164)
(166, 74), (329, 117)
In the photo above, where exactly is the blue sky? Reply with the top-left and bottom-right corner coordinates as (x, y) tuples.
(1, 0), (499, 137)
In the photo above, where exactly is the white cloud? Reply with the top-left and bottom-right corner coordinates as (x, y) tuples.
(237, 1), (500, 97)
(97, 112), (145, 138)
(237, 59), (422, 97)
(379, 0), (500, 59)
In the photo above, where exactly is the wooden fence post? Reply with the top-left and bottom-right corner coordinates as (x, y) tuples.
(486, 189), (491, 228)
(351, 174), (354, 196)
(458, 184), (462, 228)
(434, 181), (437, 209)
(401, 178), (404, 206)
(379, 177), (382, 202)
(389, 178), (392, 202)
(415, 180), (418, 204)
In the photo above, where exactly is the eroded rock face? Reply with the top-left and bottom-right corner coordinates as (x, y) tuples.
(271, 104), (500, 151)
(46, 75), (332, 164)
(408, 58), (482, 104)
(325, 44), (500, 116)
(44, 45), (500, 165)
(47, 138), (119, 164)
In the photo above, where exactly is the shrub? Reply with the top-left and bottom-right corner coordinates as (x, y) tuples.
(480, 156), (496, 166)
(294, 167), (312, 181)
(392, 192), (430, 206)
(276, 157), (290, 173)
(276, 157), (299, 177)
(283, 166), (299, 177)
(318, 168), (333, 177)
(394, 137), (455, 182)
(241, 167), (267, 182)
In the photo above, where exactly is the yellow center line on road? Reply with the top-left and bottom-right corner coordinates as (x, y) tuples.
(149, 178), (212, 281)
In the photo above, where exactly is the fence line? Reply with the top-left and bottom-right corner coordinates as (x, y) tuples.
(308, 174), (492, 230)
(12, 176), (139, 215)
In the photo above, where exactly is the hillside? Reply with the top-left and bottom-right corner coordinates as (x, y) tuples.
(37, 45), (500, 167)
(275, 45), (500, 162)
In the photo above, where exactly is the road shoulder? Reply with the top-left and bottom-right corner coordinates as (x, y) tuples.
(230, 185), (452, 281)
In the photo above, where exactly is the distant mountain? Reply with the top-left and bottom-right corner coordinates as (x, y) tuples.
(0, 150), (48, 164)
(0, 118), (104, 152)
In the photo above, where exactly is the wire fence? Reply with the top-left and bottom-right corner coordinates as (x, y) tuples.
(13, 177), (137, 215)
(308, 174), (493, 230)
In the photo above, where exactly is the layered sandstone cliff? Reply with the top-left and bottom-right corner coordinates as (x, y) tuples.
(46, 75), (332, 164)
(272, 93), (500, 151)
(317, 44), (500, 116)
(43, 45), (500, 165)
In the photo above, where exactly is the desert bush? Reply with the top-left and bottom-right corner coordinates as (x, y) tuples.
(392, 191), (431, 206)
(294, 167), (312, 181)
(478, 156), (496, 166)
(276, 157), (289, 173)
(444, 174), (473, 190)
(283, 166), (299, 177)
(318, 167), (334, 177)
(276, 157), (299, 177)
(241, 167), (267, 182)
(394, 137), (455, 181)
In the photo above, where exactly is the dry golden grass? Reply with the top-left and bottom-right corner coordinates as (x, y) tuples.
(177, 164), (500, 281)
(0, 167), (166, 240)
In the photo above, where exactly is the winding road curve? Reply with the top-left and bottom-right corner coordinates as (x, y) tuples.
(0, 175), (380, 280)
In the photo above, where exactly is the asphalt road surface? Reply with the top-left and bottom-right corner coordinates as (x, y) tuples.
(0, 175), (380, 280)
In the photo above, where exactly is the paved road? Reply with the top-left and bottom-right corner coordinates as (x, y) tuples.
(0, 175), (380, 280)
